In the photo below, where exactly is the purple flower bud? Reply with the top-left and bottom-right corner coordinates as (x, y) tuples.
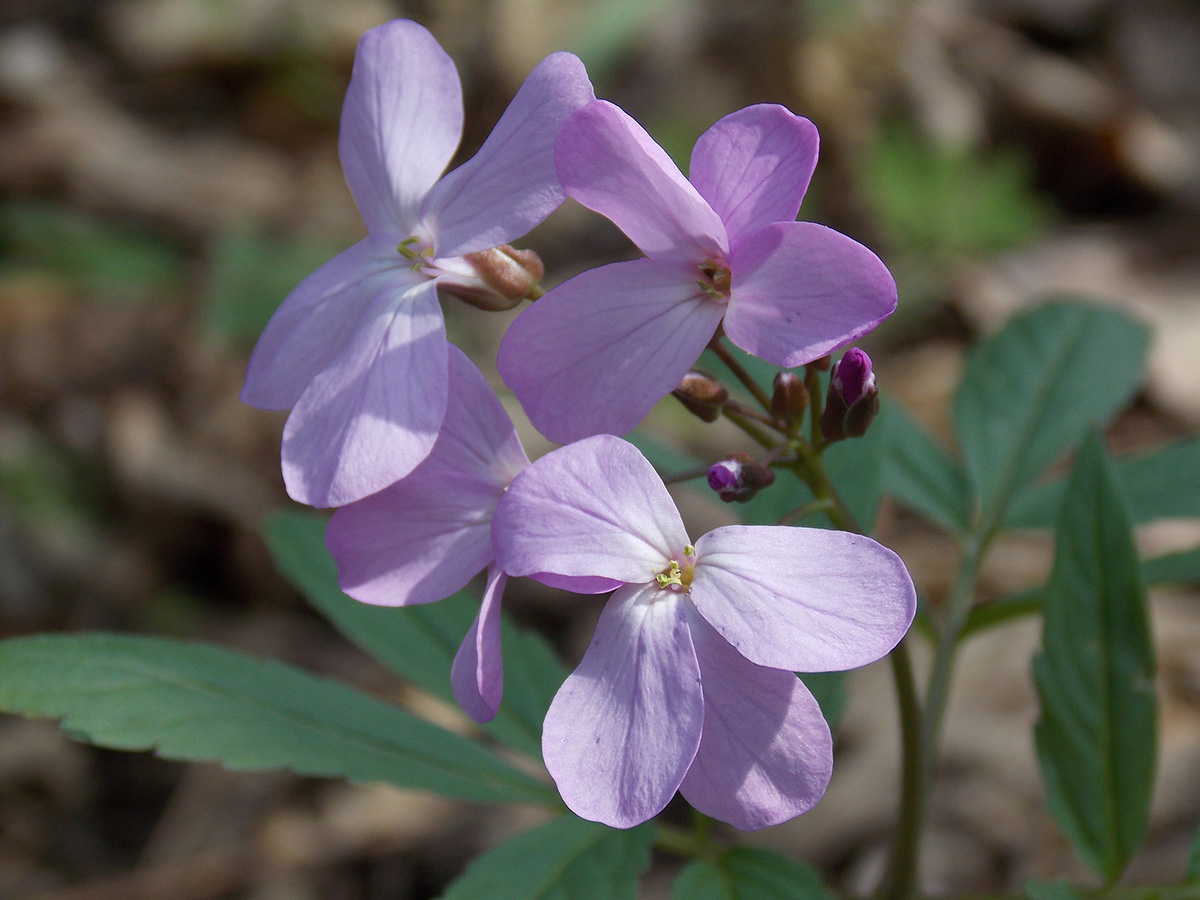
(707, 453), (776, 503)
(672, 370), (728, 423)
(820, 349), (880, 442)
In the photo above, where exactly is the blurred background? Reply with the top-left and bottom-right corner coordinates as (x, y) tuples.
(1, 0), (1199, 897)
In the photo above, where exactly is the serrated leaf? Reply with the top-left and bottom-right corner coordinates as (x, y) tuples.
(954, 301), (1149, 530)
(879, 400), (970, 533)
(671, 849), (833, 900)
(263, 511), (564, 759)
(438, 814), (652, 900)
(1142, 548), (1200, 587)
(1008, 438), (1200, 529)
(1033, 433), (1156, 883)
(0, 634), (556, 806)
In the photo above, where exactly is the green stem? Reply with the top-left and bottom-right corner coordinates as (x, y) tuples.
(709, 337), (775, 414)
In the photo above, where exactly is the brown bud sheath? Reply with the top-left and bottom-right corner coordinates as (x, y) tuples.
(672, 370), (728, 423)
(445, 245), (545, 311)
(771, 371), (810, 422)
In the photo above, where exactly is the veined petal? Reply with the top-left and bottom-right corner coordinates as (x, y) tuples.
(497, 258), (725, 444)
(725, 222), (897, 368)
(556, 100), (727, 261)
(325, 345), (521, 605)
(543, 584), (702, 828)
(281, 280), (447, 508)
(690, 525), (916, 672)
(339, 20), (463, 235)
(679, 610), (832, 831)
(492, 435), (690, 585)
(690, 105), (819, 240)
(241, 236), (417, 410)
(422, 52), (594, 258)
(451, 566), (506, 723)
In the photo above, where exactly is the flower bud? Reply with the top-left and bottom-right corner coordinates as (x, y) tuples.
(820, 348), (879, 442)
(443, 245), (545, 311)
(770, 371), (810, 423)
(706, 453), (776, 503)
(672, 370), (728, 423)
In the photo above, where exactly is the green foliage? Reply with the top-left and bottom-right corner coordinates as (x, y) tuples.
(0, 202), (184, 302)
(1033, 434), (1156, 883)
(438, 815), (653, 900)
(671, 849), (833, 900)
(1024, 879), (1082, 900)
(1142, 548), (1200, 587)
(798, 671), (848, 731)
(877, 400), (970, 534)
(204, 225), (343, 344)
(954, 300), (1150, 531)
(1189, 823), (1200, 882)
(0, 634), (556, 806)
(262, 511), (565, 760)
(1007, 438), (1200, 529)
(863, 125), (1049, 258)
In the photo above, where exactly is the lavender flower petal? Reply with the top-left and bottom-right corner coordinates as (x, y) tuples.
(281, 279), (447, 507)
(724, 221), (897, 368)
(492, 435), (690, 585)
(689, 105), (819, 239)
(690, 525), (916, 672)
(422, 52), (594, 258)
(542, 583), (703, 827)
(556, 100), (727, 261)
(338, 20), (463, 235)
(451, 565), (507, 723)
(679, 610), (832, 831)
(497, 258), (725, 443)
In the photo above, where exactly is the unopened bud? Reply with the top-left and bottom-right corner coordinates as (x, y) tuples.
(706, 453), (776, 503)
(672, 370), (728, 423)
(445, 245), (545, 311)
(820, 348), (879, 442)
(770, 371), (810, 422)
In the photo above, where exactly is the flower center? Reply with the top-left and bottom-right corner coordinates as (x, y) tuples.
(655, 545), (695, 592)
(697, 259), (732, 302)
(397, 235), (434, 272)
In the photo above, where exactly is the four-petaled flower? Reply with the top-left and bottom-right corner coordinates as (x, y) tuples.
(492, 435), (916, 829)
(325, 346), (530, 722)
(498, 99), (897, 444)
(242, 19), (592, 507)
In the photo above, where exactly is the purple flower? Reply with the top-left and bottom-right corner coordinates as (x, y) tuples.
(492, 436), (916, 829)
(820, 347), (880, 442)
(497, 100), (897, 444)
(241, 20), (593, 507)
(325, 345), (530, 723)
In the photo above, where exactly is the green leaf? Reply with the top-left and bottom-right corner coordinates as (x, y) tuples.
(0, 634), (556, 806)
(1032, 433), (1156, 883)
(1142, 548), (1200, 587)
(1008, 438), (1200, 529)
(262, 511), (563, 759)
(798, 671), (848, 731)
(671, 849), (833, 900)
(954, 301), (1149, 529)
(1188, 823), (1200, 882)
(879, 400), (970, 534)
(438, 814), (653, 900)
(823, 409), (888, 532)
(1024, 879), (1082, 900)
(962, 588), (1043, 639)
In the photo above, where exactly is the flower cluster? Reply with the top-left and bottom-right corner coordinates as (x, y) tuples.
(245, 19), (916, 831)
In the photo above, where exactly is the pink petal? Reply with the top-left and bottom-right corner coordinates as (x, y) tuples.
(497, 258), (726, 444)
(690, 525), (916, 672)
(339, 20), (463, 235)
(451, 565), (506, 723)
(281, 280), (447, 508)
(555, 100), (727, 261)
(324, 347), (518, 606)
(689, 105), (819, 240)
(542, 584), (702, 827)
(492, 435), (690, 586)
(241, 237), (417, 410)
(678, 610), (832, 831)
(724, 222), (897, 368)
(421, 53), (594, 258)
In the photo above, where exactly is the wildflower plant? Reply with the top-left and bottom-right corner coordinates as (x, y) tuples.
(0, 16), (1197, 900)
